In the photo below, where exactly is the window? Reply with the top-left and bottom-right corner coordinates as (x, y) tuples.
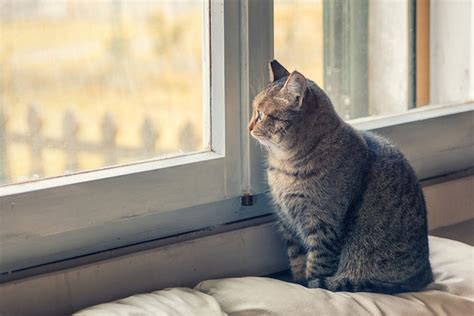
(274, 0), (472, 119)
(0, 0), (250, 274)
(275, 0), (415, 119)
(1, 1), (206, 185)
(0, 0), (472, 277)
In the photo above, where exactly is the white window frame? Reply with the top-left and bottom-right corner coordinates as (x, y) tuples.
(0, 0), (270, 273)
(0, 0), (473, 277)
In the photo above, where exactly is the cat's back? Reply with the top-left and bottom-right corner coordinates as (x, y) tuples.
(360, 130), (402, 159)
(341, 130), (432, 289)
(355, 130), (428, 244)
(360, 130), (417, 178)
(359, 130), (423, 203)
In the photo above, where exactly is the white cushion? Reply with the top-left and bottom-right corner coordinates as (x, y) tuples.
(74, 288), (225, 316)
(77, 236), (474, 315)
(196, 236), (474, 315)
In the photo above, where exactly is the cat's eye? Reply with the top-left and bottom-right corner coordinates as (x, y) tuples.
(256, 110), (265, 122)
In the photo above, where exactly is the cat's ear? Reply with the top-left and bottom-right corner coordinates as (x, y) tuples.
(283, 71), (306, 108)
(269, 59), (290, 82)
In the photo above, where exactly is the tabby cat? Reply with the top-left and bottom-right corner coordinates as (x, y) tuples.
(248, 60), (433, 294)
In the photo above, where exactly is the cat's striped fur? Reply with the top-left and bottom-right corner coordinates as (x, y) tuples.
(248, 60), (433, 294)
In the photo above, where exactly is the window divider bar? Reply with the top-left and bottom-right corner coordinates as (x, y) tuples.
(240, 0), (274, 196)
(324, 0), (369, 120)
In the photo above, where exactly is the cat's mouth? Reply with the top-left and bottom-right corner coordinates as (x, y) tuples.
(250, 130), (260, 138)
(250, 131), (265, 141)
(250, 131), (273, 148)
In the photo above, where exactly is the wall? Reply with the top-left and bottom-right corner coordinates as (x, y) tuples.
(430, 0), (473, 104)
(424, 175), (474, 229)
(0, 174), (472, 316)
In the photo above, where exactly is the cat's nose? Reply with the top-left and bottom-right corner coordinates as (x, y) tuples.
(248, 121), (254, 132)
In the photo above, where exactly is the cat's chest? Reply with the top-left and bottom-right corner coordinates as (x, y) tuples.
(267, 168), (298, 193)
(267, 169), (307, 235)
(267, 167), (304, 208)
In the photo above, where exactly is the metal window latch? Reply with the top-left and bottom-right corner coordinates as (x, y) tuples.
(241, 193), (253, 206)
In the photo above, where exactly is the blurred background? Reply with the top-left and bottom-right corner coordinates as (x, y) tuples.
(0, 0), (206, 185)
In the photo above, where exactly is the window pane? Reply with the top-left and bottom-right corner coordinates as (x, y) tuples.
(275, 0), (416, 120)
(0, 0), (207, 186)
(274, 0), (324, 87)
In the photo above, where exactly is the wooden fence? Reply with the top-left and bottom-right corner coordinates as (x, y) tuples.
(0, 104), (198, 183)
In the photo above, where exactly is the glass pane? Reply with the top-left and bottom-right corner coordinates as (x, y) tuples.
(275, 0), (416, 120)
(274, 0), (324, 86)
(0, 0), (207, 186)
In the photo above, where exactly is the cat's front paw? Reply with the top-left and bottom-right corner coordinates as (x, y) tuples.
(289, 256), (306, 284)
(307, 278), (326, 289)
(292, 274), (307, 286)
(291, 270), (306, 283)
